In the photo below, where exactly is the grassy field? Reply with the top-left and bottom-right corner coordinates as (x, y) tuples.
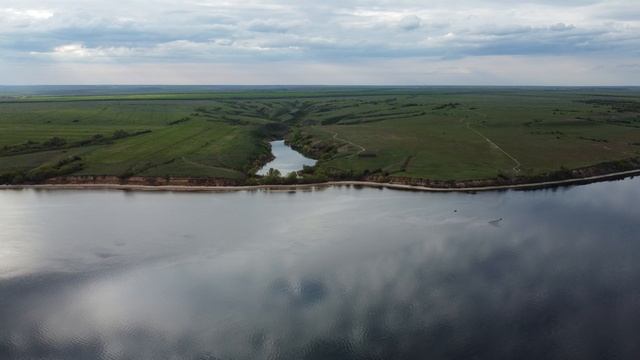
(1, 87), (640, 184)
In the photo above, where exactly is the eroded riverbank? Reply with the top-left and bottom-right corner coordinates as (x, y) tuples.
(2, 168), (640, 193)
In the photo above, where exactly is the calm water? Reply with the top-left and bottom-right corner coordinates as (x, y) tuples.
(257, 140), (316, 176)
(2, 178), (640, 359)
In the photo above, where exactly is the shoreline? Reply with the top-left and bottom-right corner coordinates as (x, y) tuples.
(1, 168), (639, 193)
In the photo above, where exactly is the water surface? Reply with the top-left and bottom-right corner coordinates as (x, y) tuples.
(257, 140), (316, 176)
(2, 178), (640, 359)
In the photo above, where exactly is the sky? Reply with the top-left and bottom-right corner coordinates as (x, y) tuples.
(0, 0), (639, 85)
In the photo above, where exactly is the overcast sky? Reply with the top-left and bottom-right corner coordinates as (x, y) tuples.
(0, 0), (639, 85)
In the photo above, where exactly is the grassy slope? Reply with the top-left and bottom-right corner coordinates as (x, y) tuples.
(1, 88), (640, 183)
(0, 99), (270, 181)
(292, 90), (640, 180)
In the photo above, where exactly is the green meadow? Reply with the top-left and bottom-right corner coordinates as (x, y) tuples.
(1, 87), (640, 184)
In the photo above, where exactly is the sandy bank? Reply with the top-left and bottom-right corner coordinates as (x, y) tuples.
(1, 169), (639, 193)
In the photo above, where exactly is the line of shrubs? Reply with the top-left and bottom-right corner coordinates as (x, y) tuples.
(250, 165), (384, 186)
(1, 129), (151, 156)
(0, 156), (84, 184)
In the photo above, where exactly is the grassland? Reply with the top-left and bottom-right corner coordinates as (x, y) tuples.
(1, 87), (640, 187)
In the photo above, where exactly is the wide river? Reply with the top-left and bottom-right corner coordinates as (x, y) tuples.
(2, 178), (640, 359)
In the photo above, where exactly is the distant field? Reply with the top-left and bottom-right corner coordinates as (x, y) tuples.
(1, 87), (640, 184)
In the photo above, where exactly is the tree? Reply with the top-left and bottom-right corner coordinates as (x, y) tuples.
(262, 168), (282, 184)
(285, 171), (298, 184)
(267, 168), (281, 178)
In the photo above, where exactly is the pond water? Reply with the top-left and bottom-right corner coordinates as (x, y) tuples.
(2, 178), (640, 359)
(257, 140), (316, 176)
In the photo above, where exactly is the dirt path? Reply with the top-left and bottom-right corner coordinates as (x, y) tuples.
(464, 122), (522, 173)
(181, 156), (221, 170)
(332, 131), (366, 155)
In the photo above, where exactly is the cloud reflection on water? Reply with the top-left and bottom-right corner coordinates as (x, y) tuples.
(1, 179), (640, 359)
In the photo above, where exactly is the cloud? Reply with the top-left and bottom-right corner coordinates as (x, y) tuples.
(0, 0), (638, 84)
(245, 19), (300, 33)
(30, 43), (135, 60)
(2, 55), (639, 86)
(0, 7), (54, 21)
(550, 23), (576, 31)
(398, 15), (422, 31)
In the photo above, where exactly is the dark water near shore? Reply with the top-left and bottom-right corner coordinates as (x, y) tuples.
(2, 178), (640, 359)
(257, 140), (316, 176)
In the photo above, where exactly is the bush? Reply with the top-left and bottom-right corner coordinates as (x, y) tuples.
(43, 137), (66, 148)
(284, 171), (299, 184)
(113, 129), (129, 139)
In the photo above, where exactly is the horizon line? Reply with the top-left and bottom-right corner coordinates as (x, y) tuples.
(1, 84), (639, 88)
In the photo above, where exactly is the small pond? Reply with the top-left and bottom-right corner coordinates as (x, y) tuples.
(257, 140), (316, 176)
